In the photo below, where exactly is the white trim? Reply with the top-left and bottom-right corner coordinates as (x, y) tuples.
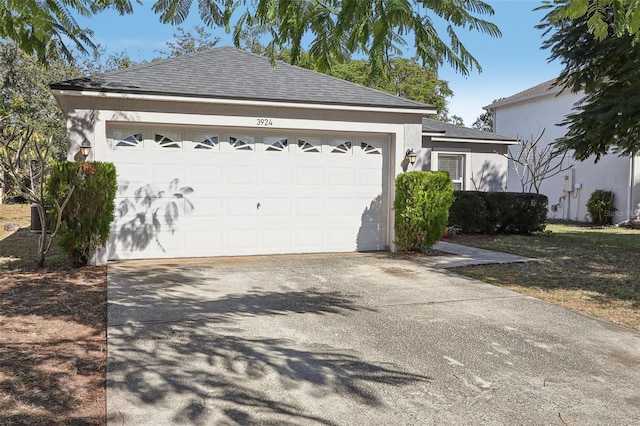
(52, 89), (436, 116)
(430, 136), (517, 145)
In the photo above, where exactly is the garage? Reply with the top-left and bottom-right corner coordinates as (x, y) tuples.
(51, 47), (433, 262)
(106, 125), (389, 259)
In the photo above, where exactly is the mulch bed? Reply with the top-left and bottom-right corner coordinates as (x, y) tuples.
(0, 267), (107, 425)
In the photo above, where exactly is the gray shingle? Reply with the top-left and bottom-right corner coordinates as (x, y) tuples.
(422, 118), (515, 142)
(51, 46), (433, 110)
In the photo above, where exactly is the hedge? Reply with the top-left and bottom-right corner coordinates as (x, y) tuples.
(448, 191), (548, 235)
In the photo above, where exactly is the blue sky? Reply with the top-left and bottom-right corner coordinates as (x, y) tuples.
(76, 0), (563, 127)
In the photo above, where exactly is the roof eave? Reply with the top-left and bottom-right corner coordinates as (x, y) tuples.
(50, 87), (436, 116)
(483, 87), (565, 111)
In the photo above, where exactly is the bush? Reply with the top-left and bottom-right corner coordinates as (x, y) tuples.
(449, 191), (548, 235)
(48, 161), (117, 266)
(394, 171), (454, 252)
(447, 191), (488, 233)
(587, 189), (616, 225)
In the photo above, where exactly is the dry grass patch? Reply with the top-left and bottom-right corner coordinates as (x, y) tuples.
(0, 205), (106, 425)
(451, 223), (640, 331)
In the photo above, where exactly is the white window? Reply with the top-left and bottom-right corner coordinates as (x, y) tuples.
(437, 153), (465, 190)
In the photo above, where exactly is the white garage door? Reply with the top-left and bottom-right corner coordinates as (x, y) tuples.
(105, 125), (389, 260)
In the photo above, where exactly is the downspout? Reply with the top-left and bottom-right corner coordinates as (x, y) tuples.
(629, 155), (636, 221)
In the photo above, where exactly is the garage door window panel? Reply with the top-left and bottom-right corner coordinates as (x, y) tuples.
(361, 142), (382, 155)
(264, 137), (289, 152)
(154, 132), (183, 149)
(192, 134), (220, 150)
(297, 138), (321, 153)
(330, 139), (353, 154)
(229, 135), (255, 151)
(112, 130), (144, 149)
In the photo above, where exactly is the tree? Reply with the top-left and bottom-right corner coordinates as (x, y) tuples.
(0, 43), (81, 161)
(0, 0), (133, 62)
(540, 5), (640, 160)
(310, 58), (453, 117)
(0, 122), (74, 267)
(472, 111), (493, 131)
(2, 0), (500, 80)
(540, 0), (640, 41)
(502, 130), (574, 194)
(156, 26), (221, 58)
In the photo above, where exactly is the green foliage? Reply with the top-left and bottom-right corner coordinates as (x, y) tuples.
(394, 171), (454, 252)
(48, 161), (117, 267)
(6, 0), (501, 81)
(449, 191), (548, 235)
(0, 0), (132, 62)
(0, 43), (81, 160)
(448, 191), (488, 233)
(587, 189), (617, 225)
(156, 26), (221, 58)
(540, 0), (640, 41)
(539, 5), (640, 160)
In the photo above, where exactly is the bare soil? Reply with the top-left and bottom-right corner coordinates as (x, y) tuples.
(0, 205), (106, 425)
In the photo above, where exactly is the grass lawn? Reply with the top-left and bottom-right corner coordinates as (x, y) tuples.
(0, 204), (106, 425)
(451, 223), (640, 331)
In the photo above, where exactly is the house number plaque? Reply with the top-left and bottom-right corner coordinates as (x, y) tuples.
(256, 118), (273, 126)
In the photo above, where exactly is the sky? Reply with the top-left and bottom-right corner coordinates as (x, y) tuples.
(75, 0), (564, 127)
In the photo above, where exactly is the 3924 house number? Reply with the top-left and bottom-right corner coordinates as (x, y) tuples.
(256, 118), (273, 126)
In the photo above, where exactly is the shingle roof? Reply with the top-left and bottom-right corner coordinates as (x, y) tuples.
(51, 46), (433, 111)
(422, 118), (515, 142)
(485, 78), (563, 109)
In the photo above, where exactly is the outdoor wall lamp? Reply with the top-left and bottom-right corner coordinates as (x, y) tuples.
(80, 139), (92, 160)
(405, 148), (417, 165)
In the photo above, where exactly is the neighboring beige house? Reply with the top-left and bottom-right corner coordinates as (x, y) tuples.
(485, 79), (640, 223)
(51, 46), (514, 262)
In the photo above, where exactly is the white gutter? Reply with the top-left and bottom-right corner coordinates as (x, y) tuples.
(430, 136), (517, 145)
(51, 89), (437, 116)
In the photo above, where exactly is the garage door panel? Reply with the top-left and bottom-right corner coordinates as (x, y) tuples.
(151, 165), (185, 185)
(227, 167), (258, 185)
(296, 168), (324, 185)
(191, 165), (223, 185)
(328, 169), (355, 185)
(295, 198), (324, 216)
(294, 228), (324, 248)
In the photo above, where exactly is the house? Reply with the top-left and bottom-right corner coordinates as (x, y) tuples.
(51, 46), (514, 262)
(485, 79), (640, 223)
(420, 118), (515, 192)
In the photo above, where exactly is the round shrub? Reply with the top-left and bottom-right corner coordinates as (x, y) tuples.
(587, 189), (616, 225)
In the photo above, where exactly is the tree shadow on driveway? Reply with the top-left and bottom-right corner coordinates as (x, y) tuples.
(107, 263), (431, 425)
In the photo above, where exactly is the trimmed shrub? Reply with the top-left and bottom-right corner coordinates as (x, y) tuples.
(587, 189), (616, 225)
(449, 191), (548, 235)
(394, 171), (455, 252)
(447, 191), (488, 233)
(48, 161), (117, 266)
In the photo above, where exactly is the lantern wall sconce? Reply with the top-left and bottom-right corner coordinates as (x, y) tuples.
(405, 148), (417, 165)
(80, 139), (92, 160)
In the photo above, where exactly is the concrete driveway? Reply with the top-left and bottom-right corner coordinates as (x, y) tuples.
(107, 253), (640, 425)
